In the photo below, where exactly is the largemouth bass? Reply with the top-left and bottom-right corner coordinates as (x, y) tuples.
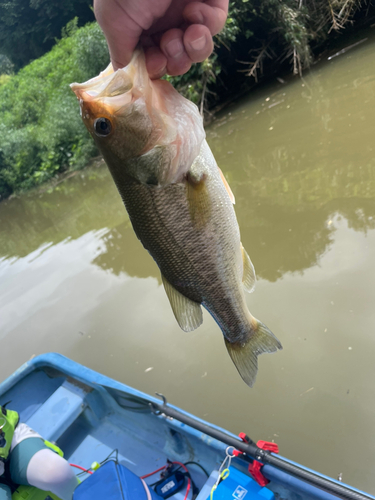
(71, 51), (282, 387)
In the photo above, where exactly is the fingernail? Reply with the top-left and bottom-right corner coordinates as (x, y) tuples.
(189, 35), (206, 52)
(192, 11), (204, 24)
(165, 39), (184, 59)
(151, 66), (167, 79)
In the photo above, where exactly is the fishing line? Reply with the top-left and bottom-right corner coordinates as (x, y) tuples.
(210, 446), (235, 499)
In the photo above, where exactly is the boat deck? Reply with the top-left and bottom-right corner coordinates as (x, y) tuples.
(0, 357), (225, 499)
(1, 354), (373, 500)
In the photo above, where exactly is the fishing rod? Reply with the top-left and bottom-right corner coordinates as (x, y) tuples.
(148, 393), (373, 500)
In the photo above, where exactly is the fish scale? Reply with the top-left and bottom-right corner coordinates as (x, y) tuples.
(115, 144), (248, 335)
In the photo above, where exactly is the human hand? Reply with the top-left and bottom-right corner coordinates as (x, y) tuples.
(94, 0), (228, 78)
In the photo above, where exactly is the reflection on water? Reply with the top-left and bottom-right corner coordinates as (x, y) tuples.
(1, 32), (375, 493)
(92, 222), (158, 279)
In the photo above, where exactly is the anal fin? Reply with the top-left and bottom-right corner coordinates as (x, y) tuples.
(241, 243), (256, 293)
(162, 275), (203, 332)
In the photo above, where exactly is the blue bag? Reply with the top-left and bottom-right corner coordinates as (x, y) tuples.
(73, 461), (162, 500)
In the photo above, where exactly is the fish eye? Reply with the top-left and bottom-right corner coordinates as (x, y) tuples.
(94, 117), (112, 137)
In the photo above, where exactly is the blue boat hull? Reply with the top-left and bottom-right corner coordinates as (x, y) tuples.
(0, 353), (372, 500)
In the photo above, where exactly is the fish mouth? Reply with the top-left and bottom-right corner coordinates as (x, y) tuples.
(70, 63), (115, 96)
(70, 52), (146, 116)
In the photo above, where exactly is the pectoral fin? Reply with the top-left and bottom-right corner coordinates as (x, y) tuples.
(162, 275), (203, 332)
(241, 244), (256, 293)
(186, 172), (211, 228)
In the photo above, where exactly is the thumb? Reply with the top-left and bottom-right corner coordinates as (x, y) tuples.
(94, 0), (142, 70)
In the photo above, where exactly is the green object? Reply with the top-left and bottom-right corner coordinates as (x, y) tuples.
(0, 407), (19, 461)
(12, 485), (60, 500)
(90, 462), (100, 471)
(43, 442), (63, 458)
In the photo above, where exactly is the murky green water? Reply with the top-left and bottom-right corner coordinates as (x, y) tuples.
(1, 32), (375, 493)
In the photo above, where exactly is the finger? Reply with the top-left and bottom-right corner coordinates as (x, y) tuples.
(183, 24), (213, 63)
(160, 29), (192, 76)
(94, 0), (141, 70)
(144, 46), (168, 79)
(183, 0), (229, 36)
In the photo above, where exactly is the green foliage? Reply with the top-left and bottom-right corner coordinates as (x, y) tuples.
(0, 55), (14, 76)
(166, 55), (220, 110)
(170, 0), (368, 103)
(0, 0), (94, 70)
(0, 75), (12, 87)
(0, 22), (109, 200)
(0, 0), (371, 200)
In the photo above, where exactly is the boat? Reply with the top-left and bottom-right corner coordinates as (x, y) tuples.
(0, 353), (373, 500)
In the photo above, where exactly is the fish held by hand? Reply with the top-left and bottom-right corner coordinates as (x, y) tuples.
(70, 50), (282, 387)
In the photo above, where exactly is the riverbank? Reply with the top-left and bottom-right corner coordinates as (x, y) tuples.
(1, 1), (375, 202)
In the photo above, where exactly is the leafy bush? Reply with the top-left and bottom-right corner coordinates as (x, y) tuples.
(0, 0), (94, 70)
(0, 21), (110, 200)
(0, 0), (371, 200)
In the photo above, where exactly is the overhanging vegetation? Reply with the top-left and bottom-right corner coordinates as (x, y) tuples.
(0, 0), (373, 201)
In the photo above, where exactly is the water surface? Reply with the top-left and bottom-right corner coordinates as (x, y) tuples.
(1, 32), (375, 493)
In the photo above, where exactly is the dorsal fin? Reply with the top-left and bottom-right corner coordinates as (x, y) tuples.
(241, 243), (256, 293)
(218, 168), (235, 204)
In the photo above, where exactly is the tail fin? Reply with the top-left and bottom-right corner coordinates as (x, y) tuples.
(225, 320), (282, 388)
